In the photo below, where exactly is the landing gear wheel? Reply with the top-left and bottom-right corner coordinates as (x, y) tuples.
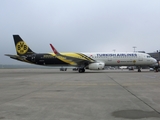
(138, 69), (141, 72)
(79, 68), (85, 73)
(155, 67), (159, 72)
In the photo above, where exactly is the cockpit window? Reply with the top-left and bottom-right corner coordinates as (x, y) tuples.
(147, 56), (151, 58)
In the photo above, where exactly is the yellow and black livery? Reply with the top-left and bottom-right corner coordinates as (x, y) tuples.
(5, 35), (95, 72)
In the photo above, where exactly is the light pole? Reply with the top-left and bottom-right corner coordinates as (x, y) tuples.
(133, 46), (136, 52)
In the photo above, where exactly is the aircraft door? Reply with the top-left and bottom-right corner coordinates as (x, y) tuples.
(138, 56), (143, 61)
(31, 54), (36, 62)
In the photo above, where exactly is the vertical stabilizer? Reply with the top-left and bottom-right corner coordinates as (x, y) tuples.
(13, 35), (35, 56)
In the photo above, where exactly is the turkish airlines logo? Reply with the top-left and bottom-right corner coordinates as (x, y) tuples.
(117, 60), (120, 63)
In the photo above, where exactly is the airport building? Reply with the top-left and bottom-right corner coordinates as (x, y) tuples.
(138, 50), (160, 61)
(148, 52), (160, 62)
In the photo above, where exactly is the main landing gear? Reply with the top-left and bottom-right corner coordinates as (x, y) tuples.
(60, 68), (67, 71)
(137, 67), (141, 72)
(78, 68), (85, 73)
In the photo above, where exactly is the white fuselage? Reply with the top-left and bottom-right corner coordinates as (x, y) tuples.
(83, 52), (157, 66)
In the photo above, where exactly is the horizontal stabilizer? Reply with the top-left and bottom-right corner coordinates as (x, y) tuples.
(5, 54), (26, 60)
(5, 54), (19, 58)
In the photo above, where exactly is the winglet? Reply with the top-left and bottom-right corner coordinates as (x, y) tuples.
(50, 44), (59, 55)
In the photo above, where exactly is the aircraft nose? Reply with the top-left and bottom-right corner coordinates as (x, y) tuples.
(152, 58), (158, 65)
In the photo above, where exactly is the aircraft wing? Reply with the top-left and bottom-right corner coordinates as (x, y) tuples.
(49, 44), (95, 66)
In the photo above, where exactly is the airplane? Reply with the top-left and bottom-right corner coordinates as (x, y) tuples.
(5, 35), (157, 73)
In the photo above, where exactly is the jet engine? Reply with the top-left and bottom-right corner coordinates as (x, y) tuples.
(87, 62), (105, 70)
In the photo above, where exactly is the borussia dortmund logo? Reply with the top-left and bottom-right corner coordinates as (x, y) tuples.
(16, 41), (28, 54)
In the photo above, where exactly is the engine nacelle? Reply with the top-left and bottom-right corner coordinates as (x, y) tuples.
(88, 62), (105, 70)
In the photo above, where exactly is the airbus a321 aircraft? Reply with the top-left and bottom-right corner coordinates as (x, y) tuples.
(5, 35), (157, 73)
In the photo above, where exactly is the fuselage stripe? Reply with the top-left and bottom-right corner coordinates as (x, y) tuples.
(77, 53), (95, 62)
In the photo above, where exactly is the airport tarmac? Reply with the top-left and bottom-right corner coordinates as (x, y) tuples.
(0, 68), (160, 120)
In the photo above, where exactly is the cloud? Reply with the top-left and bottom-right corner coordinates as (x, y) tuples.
(0, 0), (160, 64)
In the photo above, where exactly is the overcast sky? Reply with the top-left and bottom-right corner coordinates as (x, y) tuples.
(0, 0), (160, 64)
